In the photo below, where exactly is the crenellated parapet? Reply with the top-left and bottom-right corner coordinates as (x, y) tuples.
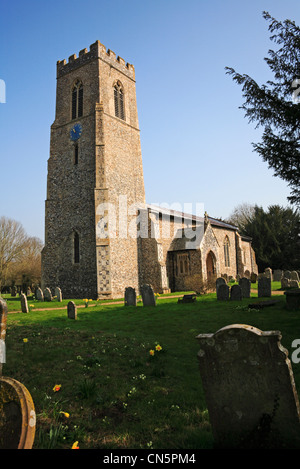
(57, 40), (135, 80)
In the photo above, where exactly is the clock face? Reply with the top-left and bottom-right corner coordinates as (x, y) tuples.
(70, 123), (82, 141)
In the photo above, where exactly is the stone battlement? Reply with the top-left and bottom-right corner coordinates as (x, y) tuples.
(57, 40), (135, 80)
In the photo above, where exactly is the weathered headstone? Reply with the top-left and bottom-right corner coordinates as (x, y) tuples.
(281, 277), (290, 290)
(26, 288), (32, 297)
(273, 270), (283, 282)
(244, 270), (250, 279)
(35, 287), (44, 301)
(141, 284), (156, 306)
(196, 324), (300, 448)
(239, 277), (251, 298)
(20, 293), (29, 313)
(11, 286), (17, 297)
(291, 271), (300, 282)
(258, 276), (271, 298)
(283, 270), (291, 280)
(290, 280), (299, 289)
(250, 272), (257, 284)
(217, 283), (229, 301)
(285, 290), (300, 311)
(124, 287), (137, 306)
(55, 287), (62, 302)
(264, 267), (273, 280)
(216, 277), (226, 292)
(230, 284), (242, 301)
(43, 288), (52, 302)
(67, 301), (77, 319)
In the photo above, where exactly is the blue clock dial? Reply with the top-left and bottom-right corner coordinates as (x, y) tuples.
(70, 123), (82, 141)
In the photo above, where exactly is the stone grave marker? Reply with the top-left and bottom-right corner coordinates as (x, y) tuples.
(283, 270), (291, 280)
(291, 271), (300, 282)
(141, 284), (156, 306)
(11, 286), (17, 297)
(250, 272), (257, 284)
(281, 277), (290, 289)
(258, 276), (271, 297)
(230, 284), (242, 301)
(217, 283), (229, 301)
(285, 290), (300, 311)
(216, 277), (226, 292)
(44, 288), (52, 302)
(20, 293), (29, 313)
(67, 301), (77, 319)
(35, 287), (44, 301)
(239, 277), (251, 298)
(264, 267), (272, 279)
(290, 280), (299, 289)
(196, 324), (300, 448)
(55, 287), (62, 302)
(124, 287), (137, 306)
(273, 270), (283, 282)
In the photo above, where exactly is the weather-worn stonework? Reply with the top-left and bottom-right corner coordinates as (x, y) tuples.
(41, 41), (258, 299)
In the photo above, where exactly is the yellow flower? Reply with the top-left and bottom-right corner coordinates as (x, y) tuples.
(155, 344), (162, 352)
(60, 411), (70, 418)
(149, 350), (155, 356)
(72, 441), (79, 449)
(23, 338), (28, 343)
(29, 304), (35, 307)
(53, 384), (61, 392)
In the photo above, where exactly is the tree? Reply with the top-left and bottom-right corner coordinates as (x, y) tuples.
(226, 203), (256, 232)
(0, 217), (28, 289)
(232, 204), (300, 271)
(226, 11), (300, 205)
(7, 236), (43, 290)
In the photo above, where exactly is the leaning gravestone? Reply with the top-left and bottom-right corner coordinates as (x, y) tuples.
(35, 287), (44, 301)
(43, 288), (52, 302)
(239, 277), (251, 298)
(230, 284), (242, 301)
(55, 287), (62, 302)
(124, 287), (137, 306)
(217, 283), (229, 301)
(141, 284), (156, 306)
(196, 324), (300, 448)
(67, 301), (77, 320)
(20, 293), (29, 313)
(216, 277), (226, 292)
(258, 276), (271, 298)
(291, 271), (300, 282)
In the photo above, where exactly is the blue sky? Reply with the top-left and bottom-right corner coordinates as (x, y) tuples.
(0, 0), (299, 241)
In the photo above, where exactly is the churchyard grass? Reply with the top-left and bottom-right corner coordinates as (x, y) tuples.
(2, 291), (300, 449)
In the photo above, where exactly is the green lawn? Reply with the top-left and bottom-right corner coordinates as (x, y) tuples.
(2, 289), (300, 449)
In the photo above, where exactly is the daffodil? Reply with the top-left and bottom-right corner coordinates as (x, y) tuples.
(23, 338), (28, 343)
(53, 384), (61, 392)
(149, 349), (155, 356)
(60, 411), (70, 418)
(72, 441), (79, 449)
(155, 344), (162, 352)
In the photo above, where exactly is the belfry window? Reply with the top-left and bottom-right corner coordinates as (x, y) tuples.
(224, 236), (230, 267)
(74, 143), (79, 165)
(114, 82), (125, 120)
(74, 232), (80, 264)
(72, 81), (83, 120)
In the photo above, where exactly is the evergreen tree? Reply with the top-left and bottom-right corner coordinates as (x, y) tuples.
(226, 12), (300, 205)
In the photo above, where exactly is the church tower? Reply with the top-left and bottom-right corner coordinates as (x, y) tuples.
(41, 41), (146, 299)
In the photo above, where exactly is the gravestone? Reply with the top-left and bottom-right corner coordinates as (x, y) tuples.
(283, 270), (291, 280)
(141, 284), (156, 306)
(67, 301), (77, 319)
(35, 287), (44, 301)
(11, 286), (17, 297)
(250, 272), (257, 284)
(244, 270), (250, 279)
(216, 277), (226, 292)
(273, 270), (283, 282)
(239, 277), (251, 298)
(285, 290), (300, 311)
(264, 267), (272, 280)
(20, 293), (29, 313)
(230, 284), (242, 301)
(291, 271), (300, 282)
(196, 324), (300, 448)
(290, 280), (299, 289)
(258, 276), (271, 298)
(43, 288), (52, 302)
(281, 278), (290, 289)
(26, 288), (31, 297)
(55, 287), (62, 302)
(124, 287), (137, 306)
(217, 283), (229, 301)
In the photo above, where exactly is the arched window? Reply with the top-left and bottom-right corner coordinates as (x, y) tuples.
(114, 81), (125, 120)
(74, 232), (80, 264)
(72, 81), (83, 120)
(74, 143), (79, 165)
(224, 236), (230, 267)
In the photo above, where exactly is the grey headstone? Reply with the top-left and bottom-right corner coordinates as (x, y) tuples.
(291, 271), (300, 282)
(250, 272), (257, 284)
(35, 287), (44, 301)
(217, 283), (230, 301)
(290, 280), (299, 289)
(124, 287), (137, 306)
(44, 288), (52, 302)
(283, 270), (291, 280)
(55, 287), (62, 302)
(281, 277), (291, 290)
(141, 284), (156, 306)
(216, 277), (226, 292)
(284, 290), (300, 311)
(239, 277), (251, 298)
(67, 301), (77, 319)
(258, 276), (271, 298)
(196, 324), (300, 448)
(273, 270), (283, 282)
(20, 293), (29, 313)
(264, 267), (273, 280)
(11, 286), (17, 297)
(230, 284), (242, 301)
